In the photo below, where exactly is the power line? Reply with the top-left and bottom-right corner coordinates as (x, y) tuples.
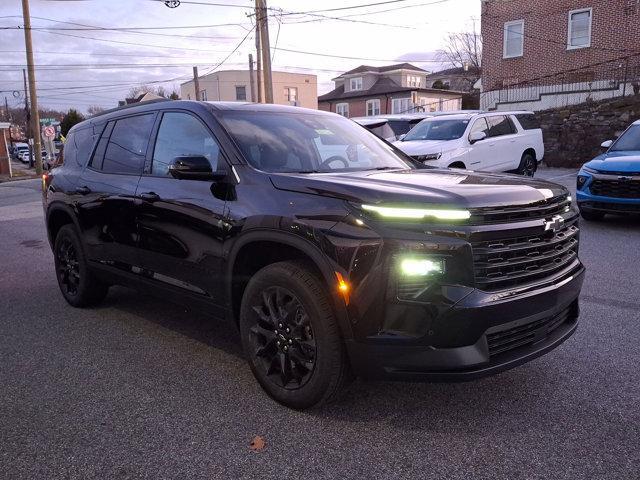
(271, 46), (442, 63)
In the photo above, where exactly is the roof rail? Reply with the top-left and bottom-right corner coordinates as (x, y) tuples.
(89, 98), (170, 120)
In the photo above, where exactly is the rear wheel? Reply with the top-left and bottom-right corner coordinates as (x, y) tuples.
(239, 261), (351, 409)
(516, 152), (537, 176)
(579, 207), (605, 221)
(54, 224), (109, 307)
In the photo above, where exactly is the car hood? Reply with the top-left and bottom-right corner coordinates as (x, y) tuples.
(270, 168), (567, 209)
(392, 140), (454, 155)
(584, 151), (640, 172)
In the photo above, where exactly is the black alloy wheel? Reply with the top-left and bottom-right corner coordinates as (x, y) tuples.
(240, 261), (352, 409)
(53, 224), (109, 307)
(249, 287), (316, 389)
(56, 237), (80, 297)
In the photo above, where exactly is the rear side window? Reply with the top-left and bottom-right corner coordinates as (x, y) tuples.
(73, 127), (95, 166)
(94, 114), (154, 174)
(515, 113), (541, 130)
(486, 115), (515, 137)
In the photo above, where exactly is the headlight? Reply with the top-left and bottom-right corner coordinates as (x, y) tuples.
(361, 204), (471, 220)
(399, 257), (444, 276)
(395, 255), (445, 300)
(412, 153), (441, 162)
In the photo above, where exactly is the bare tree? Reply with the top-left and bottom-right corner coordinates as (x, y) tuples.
(437, 22), (482, 70)
(86, 105), (105, 117)
(127, 84), (180, 100)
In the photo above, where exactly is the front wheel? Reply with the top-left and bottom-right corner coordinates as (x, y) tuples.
(516, 152), (537, 176)
(239, 261), (351, 409)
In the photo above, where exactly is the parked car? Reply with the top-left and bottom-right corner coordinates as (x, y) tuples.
(19, 149), (48, 165)
(353, 111), (482, 142)
(393, 111), (544, 176)
(43, 101), (583, 409)
(576, 119), (640, 220)
(12, 143), (29, 161)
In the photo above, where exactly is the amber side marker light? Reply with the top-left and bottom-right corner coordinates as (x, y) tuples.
(334, 272), (350, 305)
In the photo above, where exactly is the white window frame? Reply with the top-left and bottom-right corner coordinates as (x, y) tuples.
(407, 75), (421, 88)
(235, 85), (247, 101)
(567, 7), (592, 50)
(503, 20), (524, 59)
(366, 99), (380, 116)
(391, 98), (412, 114)
(336, 103), (349, 117)
(350, 77), (363, 91)
(200, 89), (207, 101)
(284, 86), (298, 102)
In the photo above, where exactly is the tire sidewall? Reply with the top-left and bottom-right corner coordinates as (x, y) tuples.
(518, 153), (536, 176)
(239, 263), (342, 409)
(53, 224), (94, 307)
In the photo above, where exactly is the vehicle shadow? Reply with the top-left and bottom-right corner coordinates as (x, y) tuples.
(100, 286), (580, 430)
(99, 286), (245, 360)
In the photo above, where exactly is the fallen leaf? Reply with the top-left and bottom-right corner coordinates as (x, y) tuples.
(249, 435), (266, 452)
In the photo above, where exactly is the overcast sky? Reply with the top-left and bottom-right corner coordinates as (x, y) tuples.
(0, 0), (480, 113)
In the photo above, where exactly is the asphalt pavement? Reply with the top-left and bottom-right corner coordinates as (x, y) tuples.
(1, 169), (639, 480)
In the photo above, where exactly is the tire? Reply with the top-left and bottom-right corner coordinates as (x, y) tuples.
(239, 261), (352, 409)
(53, 224), (109, 307)
(516, 152), (537, 177)
(579, 207), (605, 221)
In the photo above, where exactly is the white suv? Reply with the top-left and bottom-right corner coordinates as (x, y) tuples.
(393, 111), (544, 176)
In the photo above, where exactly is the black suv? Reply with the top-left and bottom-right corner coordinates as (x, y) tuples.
(43, 100), (584, 409)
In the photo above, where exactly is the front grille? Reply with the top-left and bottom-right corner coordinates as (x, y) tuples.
(472, 221), (579, 291)
(487, 305), (574, 357)
(470, 195), (571, 224)
(590, 179), (640, 199)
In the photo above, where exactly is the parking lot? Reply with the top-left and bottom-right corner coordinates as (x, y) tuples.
(1, 168), (638, 480)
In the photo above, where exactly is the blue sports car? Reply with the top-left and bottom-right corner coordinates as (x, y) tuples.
(577, 119), (640, 220)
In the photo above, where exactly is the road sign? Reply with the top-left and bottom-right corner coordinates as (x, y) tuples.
(43, 126), (55, 138)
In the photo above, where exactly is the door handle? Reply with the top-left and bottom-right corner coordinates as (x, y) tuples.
(76, 185), (91, 195)
(140, 192), (160, 201)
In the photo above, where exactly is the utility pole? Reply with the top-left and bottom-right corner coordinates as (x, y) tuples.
(255, 16), (263, 103)
(255, 0), (273, 103)
(21, 0), (43, 175)
(248, 54), (256, 102)
(4, 96), (13, 150)
(192, 66), (200, 101)
(22, 69), (32, 168)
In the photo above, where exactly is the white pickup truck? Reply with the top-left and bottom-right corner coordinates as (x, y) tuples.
(393, 111), (545, 176)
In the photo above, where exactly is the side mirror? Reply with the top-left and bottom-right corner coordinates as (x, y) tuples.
(600, 140), (613, 150)
(469, 131), (487, 144)
(168, 155), (224, 181)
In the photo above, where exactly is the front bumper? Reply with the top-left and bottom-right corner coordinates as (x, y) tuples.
(346, 266), (584, 381)
(576, 171), (640, 213)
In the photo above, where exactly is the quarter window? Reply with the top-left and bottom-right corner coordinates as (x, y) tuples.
(366, 99), (380, 116)
(235, 86), (247, 101)
(350, 77), (363, 91)
(151, 112), (221, 177)
(336, 103), (349, 117)
(98, 114), (154, 174)
(503, 20), (524, 58)
(568, 8), (592, 49)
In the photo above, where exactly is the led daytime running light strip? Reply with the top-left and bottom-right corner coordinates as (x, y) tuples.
(361, 204), (471, 220)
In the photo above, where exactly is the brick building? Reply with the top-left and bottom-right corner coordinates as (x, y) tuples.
(318, 63), (463, 117)
(480, 0), (640, 111)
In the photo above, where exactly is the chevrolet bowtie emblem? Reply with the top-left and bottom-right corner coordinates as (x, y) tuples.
(544, 215), (565, 233)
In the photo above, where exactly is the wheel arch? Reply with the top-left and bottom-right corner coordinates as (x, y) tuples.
(46, 203), (81, 248)
(448, 161), (467, 169)
(226, 230), (353, 341)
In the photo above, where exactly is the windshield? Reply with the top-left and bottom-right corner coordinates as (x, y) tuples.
(219, 111), (412, 173)
(403, 119), (470, 142)
(611, 125), (640, 151)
